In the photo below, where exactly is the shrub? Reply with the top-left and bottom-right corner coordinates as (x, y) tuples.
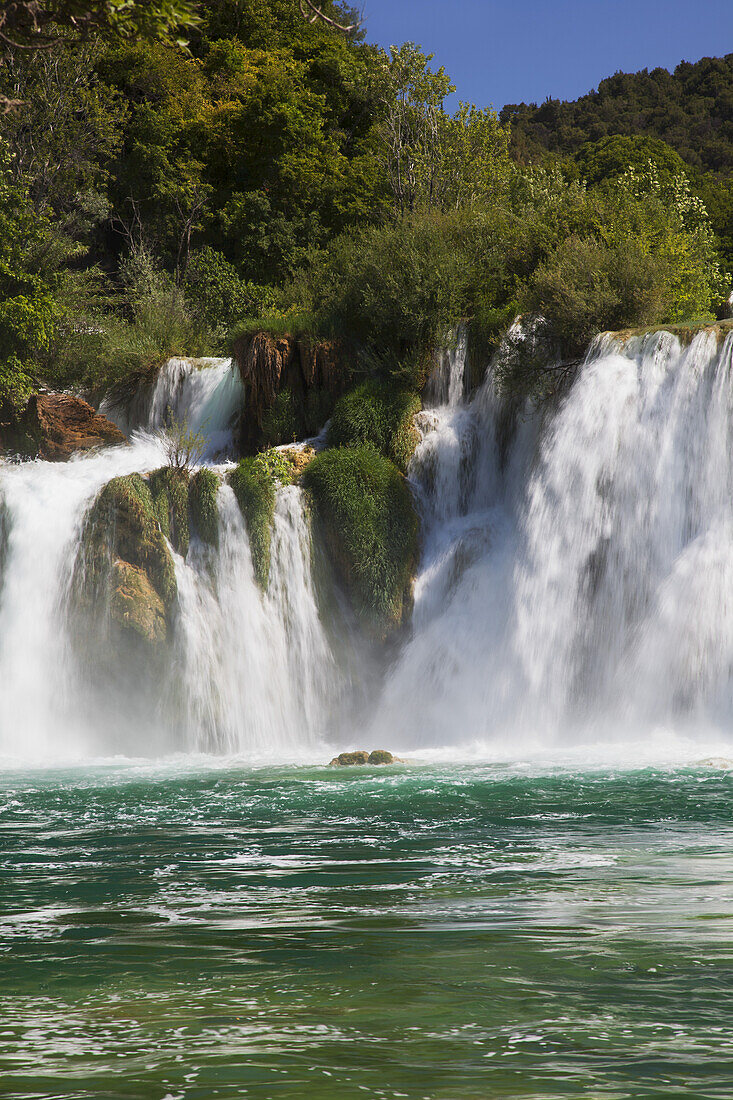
(188, 468), (220, 548)
(327, 381), (421, 472)
(228, 456), (277, 589)
(303, 444), (419, 634)
(184, 246), (276, 336)
(290, 213), (470, 385)
(524, 236), (670, 356)
(261, 389), (302, 447)
(157, 415), (208, 473)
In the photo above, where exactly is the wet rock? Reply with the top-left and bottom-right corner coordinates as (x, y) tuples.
(109, 560), (167, 649)
(279, 445), (316, 477)
(329, 751), (370, 766)
(329, 750), (404, 766)
(368, 750), (396, 765)
(232, 331), (349, 453)
(10, 393), (126, 461)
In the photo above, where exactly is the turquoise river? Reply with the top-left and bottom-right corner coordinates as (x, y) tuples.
(2, 761), (733, 1099)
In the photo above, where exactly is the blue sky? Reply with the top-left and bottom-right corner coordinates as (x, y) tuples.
(360, 0), (733, 110)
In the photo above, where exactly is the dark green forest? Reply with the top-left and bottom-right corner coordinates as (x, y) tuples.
(0, 0), (731, 426)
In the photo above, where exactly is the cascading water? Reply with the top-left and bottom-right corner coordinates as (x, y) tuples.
(166, 483), (337, 757)
(3, 330), (733, 764)
(0, 358), (339, 762)
(375, 326), (733, 757)
(103, 355), (245, 455)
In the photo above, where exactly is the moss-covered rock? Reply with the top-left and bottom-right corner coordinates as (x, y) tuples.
(149, 467), (190, 557)
(303, 444), (419, 636)
(81, 473), (177, 610)
(327, 381), (421, 473)
(189, 468), (220, 548)
(368, 750), (396, 765)
(330, 751), (370, 766)
(109, 560), (167, 649)
(228, 457), (277, 590)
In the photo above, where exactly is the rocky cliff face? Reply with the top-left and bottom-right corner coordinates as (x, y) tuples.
(232, 332), (349, 452)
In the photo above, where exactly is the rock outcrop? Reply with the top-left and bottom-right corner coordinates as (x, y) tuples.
(8, 393), (126, 461)
(74, 474), (178, 671)
(232, 331), (349, 452)
(329, 750), (404, 766)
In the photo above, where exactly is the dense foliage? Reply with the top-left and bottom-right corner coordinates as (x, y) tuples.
(501, 55), (733, 172)
(0, 5), (730, 418)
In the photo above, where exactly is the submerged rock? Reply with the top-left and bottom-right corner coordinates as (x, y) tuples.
(9, 393), (126, 461)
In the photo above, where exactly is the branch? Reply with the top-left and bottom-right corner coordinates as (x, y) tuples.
(298, 0), (359, 32)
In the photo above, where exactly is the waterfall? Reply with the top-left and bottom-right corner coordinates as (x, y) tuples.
(103, 356), (244, 456)
(0, 437), (167, 759)
(4, 325), (733, 764)
(374, 327), (733, 754)
(167, 484), (337, 757)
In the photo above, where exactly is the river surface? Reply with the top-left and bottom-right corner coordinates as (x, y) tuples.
(2, 759), (733, 1099)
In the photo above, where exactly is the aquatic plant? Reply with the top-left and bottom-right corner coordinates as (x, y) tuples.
(228, 457), (277, 590)
(327, 381), (421, 473)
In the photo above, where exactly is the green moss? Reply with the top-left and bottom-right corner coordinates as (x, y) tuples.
(228, 456), (277, 590)
(188, 468), (220, 548)
(82, 473), (177, 609)
(148, 467), (190, 556)
(368, 750), (397, 765)
(327, 381), (422, 473)
(303, 444), (419, 634)
(304, 387), (335, 436)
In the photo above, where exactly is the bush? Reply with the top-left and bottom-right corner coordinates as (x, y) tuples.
(45, 247), (214, 401)
(327, 381), (421, 472)
(261, 389), (302, 447)
(188, 468), (220, 548)
(524, 236), (671, 356)
(303, 444), (419, 634)
(184, 246), (276, 336)
(227, 456), (277, 589)
(0, 357), (36, 420)
(289, 213), (470, 385)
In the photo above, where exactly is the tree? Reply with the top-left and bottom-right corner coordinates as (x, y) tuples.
(378, 44), (510, 217)
(0, 1), (201, 53)
(379, 42), (454, 216)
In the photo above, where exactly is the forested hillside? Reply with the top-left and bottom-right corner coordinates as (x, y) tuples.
(0, 1), (731, 433)
(501, 54), (733, 172)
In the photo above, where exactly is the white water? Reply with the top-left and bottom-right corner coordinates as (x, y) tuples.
(104, 356), (244, 456)
(167, 484), (337, 756)
(4, 330), (733, 765)
(0, 359), (339, 763)
(374, 327), (733, 759)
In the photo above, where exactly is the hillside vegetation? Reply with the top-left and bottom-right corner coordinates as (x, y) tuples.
(0, 3), (730, 424)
